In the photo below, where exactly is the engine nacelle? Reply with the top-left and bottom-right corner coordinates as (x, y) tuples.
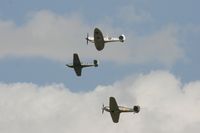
(133, 105), (140, 113)
(93, 60), (98, 67)
(119, 34), (126, 42)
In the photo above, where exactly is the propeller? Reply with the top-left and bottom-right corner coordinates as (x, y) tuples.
(86, 33), (89, 45)
(102, 104), (105, 114)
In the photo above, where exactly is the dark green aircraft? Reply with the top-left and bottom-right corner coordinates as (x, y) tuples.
(66, 53), (98, 76)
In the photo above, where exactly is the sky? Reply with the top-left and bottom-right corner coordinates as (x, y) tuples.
(0, 0), (200, 132)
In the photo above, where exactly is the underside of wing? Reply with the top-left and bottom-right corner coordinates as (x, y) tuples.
(110, 97), (119, 111)
(73, 53), (81, 65)
(74, 67), (82, 76)
(109, 97), (120, 123)
(94, 28), (104, 42)
(94, 28), (104, 51)
(110, 111), (120, 123)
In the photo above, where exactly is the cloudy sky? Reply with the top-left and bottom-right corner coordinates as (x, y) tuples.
(0, 0), (200, 132)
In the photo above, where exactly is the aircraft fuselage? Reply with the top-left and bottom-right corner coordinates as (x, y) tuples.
(104, 106), (134, 113)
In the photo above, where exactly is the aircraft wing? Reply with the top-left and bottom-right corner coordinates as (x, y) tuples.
(109, 97), (120, 123)
(73, 53), (82, 76)
(110, 110), (120, 123)
(74, 67), (82, 76)
(94, 28), (104, 42)
(73, 53), (81, 65)
(94, 28), (105, 51)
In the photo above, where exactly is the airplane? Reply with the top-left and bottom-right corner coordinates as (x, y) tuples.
(102, 97), (140, 123)
(86, 27), (126, 51)
(66, 53), (98, 76)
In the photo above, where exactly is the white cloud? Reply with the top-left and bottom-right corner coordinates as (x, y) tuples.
(0, 70), (200, 133)
(0, 10), (183, 66)
(129, 25), (184, 66)
(117, 5), (153, 23)
(0, 10), (90, 61)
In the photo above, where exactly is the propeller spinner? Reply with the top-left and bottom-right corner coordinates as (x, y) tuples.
(102, 104), (105, 114)
(86, 33), (89, 45)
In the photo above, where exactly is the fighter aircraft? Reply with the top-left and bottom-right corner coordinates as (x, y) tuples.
(102, 97), (140, 123)
(66, 53), (98, 76)
(86, 27), (126, 51)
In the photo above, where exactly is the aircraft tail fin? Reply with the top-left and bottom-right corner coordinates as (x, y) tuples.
(133, 105), (140, 113)
(94, 60), (98, 67)
(119, 34), (126, 42)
